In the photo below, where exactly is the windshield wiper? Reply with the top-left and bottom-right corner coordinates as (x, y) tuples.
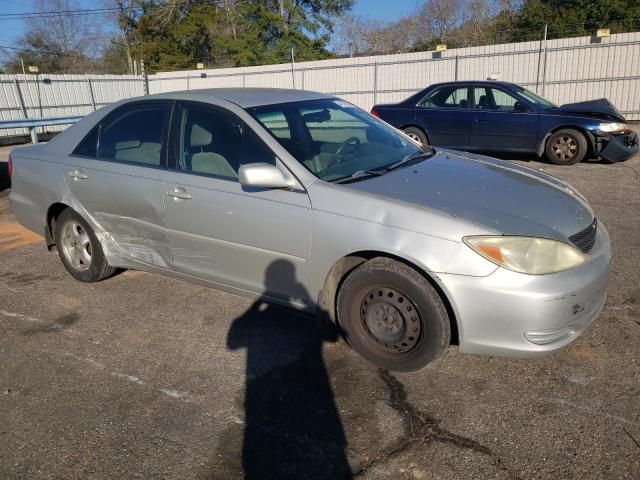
(333, 169), (386, 184)
(385, 149), (435, 172)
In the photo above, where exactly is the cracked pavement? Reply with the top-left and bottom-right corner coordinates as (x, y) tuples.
(0, 139), (639, 479)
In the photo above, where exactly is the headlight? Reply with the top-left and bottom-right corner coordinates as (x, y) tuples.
(598, 122), (627, 133)
(464, 236), (586, 275)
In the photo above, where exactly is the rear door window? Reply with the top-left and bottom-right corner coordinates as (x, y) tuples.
(98, 103), (169, 167)
(419, 86), (470, 109)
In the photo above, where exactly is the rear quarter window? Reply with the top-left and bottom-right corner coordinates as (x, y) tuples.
(72, 128), (98, 158)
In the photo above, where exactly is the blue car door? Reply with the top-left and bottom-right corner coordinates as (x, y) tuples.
(414, 84), (472, 148)
(469, 86), (539, 152)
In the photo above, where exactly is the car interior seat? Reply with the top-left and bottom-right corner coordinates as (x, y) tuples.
(478, 95), (489, 109)
(188, 117), (239, 178)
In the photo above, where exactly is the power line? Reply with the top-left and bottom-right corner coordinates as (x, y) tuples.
(0, 7), (134, 21)
(0, 44), (102, 62)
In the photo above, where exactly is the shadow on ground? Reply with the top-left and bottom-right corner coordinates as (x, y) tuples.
(209, 260), (352, 480)
(0, 161), (9, 192)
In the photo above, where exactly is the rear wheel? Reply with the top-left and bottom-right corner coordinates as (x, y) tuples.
(545, 129), (588, 165)
(55, 208), (116, 282)
(337, 258), (450, 372)
(403, 127), (429, 146)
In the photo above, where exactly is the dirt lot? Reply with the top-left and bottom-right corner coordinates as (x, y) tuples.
(0, 142), (639, 479)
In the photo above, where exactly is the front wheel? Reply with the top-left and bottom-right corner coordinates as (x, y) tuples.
(337, 258), (450, 372)
(55, 208), (116, 282)
(545, 129), (588, 165)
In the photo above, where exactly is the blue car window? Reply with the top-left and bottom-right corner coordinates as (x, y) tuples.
(419, 86), (469, 109)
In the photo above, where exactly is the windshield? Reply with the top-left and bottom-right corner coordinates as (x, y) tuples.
(248, 99), (426, 182)
(514, 87), (557, 110)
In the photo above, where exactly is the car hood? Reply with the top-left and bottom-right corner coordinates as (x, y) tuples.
(551, 98), (627, 123)
(344, 149), (594, 241)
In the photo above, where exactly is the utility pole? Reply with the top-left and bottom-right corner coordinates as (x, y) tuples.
(20, 58), (26, 75)
(290, 47), (296, 89)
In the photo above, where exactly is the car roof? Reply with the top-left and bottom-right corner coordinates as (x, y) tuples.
(145, 88), (335, 108)
(428, 80), (518, 89)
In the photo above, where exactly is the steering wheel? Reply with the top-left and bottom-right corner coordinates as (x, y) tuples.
(325, 137), (361, 171)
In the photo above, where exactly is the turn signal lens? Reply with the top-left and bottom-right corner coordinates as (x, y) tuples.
(464, 236), (586, 275)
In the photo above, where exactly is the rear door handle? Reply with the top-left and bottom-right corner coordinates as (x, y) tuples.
(167, 187), (192, 200)
(68, 169), (88, 180)
(473, 118), (488, 123)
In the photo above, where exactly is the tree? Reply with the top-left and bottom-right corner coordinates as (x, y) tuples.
(131, 0), (354, 72)
(502, 0), (640, 42)
(102, 40), (130, 74)
(4, 0), (107, 74)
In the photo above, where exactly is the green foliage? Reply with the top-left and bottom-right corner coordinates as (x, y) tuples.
(500, 0), (640, 42)
(102, 41), (130, 74)
(133, 0), (354, 73)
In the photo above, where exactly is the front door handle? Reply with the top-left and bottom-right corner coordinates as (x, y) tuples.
(473, 118), (488, 123)
(68, 169), (88, 180)
(167, 187), (192, 200)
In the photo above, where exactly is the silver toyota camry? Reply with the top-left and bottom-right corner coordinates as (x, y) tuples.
(8, 88), (611, 371)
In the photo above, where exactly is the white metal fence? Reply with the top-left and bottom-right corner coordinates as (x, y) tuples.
(1, 31), (639, 140)
(150, 31), (640, 120)
(0, 74), (144, 138)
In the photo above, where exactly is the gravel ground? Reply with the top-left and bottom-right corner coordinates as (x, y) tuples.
(0, 138), (639, 479)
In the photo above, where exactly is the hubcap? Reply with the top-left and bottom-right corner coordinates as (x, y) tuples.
(552, 135), (577, 161)
(60, 221), (92, 271)
(360, 287), (421, 354)
(406, 132), (423, 144)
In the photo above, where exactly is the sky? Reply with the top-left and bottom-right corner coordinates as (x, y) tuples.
(0, 0), (419, 51)
(351, 0), (418, 20)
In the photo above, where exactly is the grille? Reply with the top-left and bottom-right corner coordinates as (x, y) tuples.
(569, 219), (597, 254)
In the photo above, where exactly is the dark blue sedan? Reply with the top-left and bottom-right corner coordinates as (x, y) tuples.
(371, 81), (638, 165)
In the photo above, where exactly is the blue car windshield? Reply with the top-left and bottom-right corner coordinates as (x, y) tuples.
(248, 99), (426, 182)
(515, 87), (557, 110)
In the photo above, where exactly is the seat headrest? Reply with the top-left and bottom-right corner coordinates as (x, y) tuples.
(190, 123), (212, 148)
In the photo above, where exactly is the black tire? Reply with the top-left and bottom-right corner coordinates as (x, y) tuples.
(403, 126), (429, 146)
(337, 258), (450, 372)
(55, 208), (116, 282)
(545, 129), (588, 165)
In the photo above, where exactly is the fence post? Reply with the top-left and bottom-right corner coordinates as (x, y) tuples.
(140, 59), (149, 95)
(541, 24), (548, 95)
(86, 75), (97, 111)
(454, 55), (459, 81)
(242, 72), (246, 88)
(290, 47), (296, 89)
(13, 79), (28, 119)
(301, 69), (305, 90)
(373, 61), (378, 105)
(536, 24), (548, 94)
(13, 78), (37, 143)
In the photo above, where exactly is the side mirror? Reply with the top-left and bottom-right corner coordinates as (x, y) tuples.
(239, 163), (296, 190)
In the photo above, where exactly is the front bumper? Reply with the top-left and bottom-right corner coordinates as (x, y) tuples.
(597, 130), (638, 163)
(437, 223), (611, 358)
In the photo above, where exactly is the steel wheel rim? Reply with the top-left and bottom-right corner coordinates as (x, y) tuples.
(406, 132), (423, 144)
(552, 135), (578, 161)
(61, 221), (92, 272)
(358, 286), (422, 354)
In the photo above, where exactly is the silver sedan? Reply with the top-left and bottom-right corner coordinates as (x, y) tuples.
(8, 89), (611, 371)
